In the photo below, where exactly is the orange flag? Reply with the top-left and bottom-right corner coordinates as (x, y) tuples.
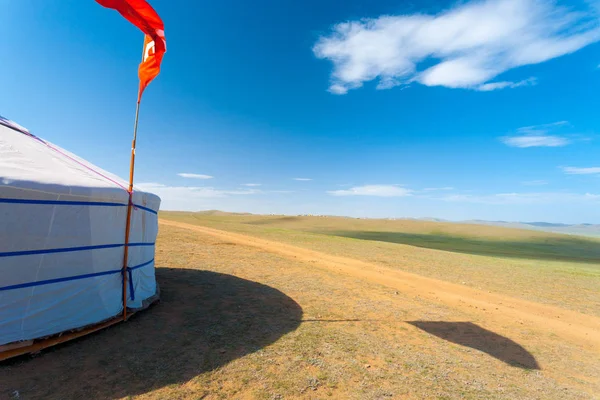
(95, 0), (166, 102)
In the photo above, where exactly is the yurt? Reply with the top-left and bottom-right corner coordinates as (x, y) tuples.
(0, 116), (160, 358)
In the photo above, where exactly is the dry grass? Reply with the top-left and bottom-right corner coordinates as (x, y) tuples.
(160, 212), (600, 317)
(1, 215), (599, 399)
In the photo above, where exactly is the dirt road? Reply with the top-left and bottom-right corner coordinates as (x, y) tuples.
(160, 219), (600, 353)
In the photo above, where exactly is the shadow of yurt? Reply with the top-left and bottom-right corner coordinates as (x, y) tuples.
(0, 268), (303, 399)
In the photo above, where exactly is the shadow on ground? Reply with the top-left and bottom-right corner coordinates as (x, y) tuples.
(408, 321), (540, 369)
(0, 268), (302, 399)
(326, 231), (600, 264)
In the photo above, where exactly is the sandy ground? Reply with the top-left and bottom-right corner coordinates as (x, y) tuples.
(160, 219), (600, 353)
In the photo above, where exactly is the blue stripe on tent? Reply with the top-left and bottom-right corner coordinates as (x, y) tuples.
(133, 204), (157, 214)
(128, 259), (154, 271)
(0, 198), (158, 215)
(0, 198), (124, 207)
(0, 269), (120, 291)
(0, 258), (155, 292)
(0, 242), (155, 258)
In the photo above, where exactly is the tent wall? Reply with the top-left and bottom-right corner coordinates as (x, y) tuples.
(0, 198), (159, 345)
(0, 199), (158, 345)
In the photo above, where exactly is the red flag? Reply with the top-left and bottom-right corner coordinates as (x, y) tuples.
(95, 0), (166, 102)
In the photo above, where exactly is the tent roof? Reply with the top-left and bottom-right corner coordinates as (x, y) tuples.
(0, 116), (160, 210)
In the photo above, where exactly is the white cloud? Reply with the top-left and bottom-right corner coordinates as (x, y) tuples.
(518, 121), (569, 131)
(328, 184), (413, 197)
(521, 180), (548, 186)
(137, 182), (261, 199)
(562, 166), (600, 175)
(440, 192), (600, 205)
(329, 84), (349, 95)
(313, 0), (600, 94)
(477, 77), (537, 91)
(501, 135), (569, 147)
(501, 121), (572, 147)
(242, 183), (262, 187)
(293, 178), (313, 181)
(177, 173), (213, 179)
(136, 183), (297, 211)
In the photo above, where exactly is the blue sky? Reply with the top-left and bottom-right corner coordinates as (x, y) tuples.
(2, 0), (600, 223)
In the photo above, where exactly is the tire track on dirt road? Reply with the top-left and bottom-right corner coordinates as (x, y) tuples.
(160, 219), (600, 352)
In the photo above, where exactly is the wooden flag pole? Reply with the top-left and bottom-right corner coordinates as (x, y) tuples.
(122, 43), (146, 321)
(121, 102), (139, 321)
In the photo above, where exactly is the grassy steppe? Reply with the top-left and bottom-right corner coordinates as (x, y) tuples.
(161, 212), (600, 316)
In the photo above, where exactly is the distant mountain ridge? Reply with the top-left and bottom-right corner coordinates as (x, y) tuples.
(461, 220), (600, 237)
(185, 210), (600, 238)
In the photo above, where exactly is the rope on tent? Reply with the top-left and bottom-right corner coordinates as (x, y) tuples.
(127, 269), (135, 301)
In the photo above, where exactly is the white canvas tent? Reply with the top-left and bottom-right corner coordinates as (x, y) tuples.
(0, 116), (160, 351)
